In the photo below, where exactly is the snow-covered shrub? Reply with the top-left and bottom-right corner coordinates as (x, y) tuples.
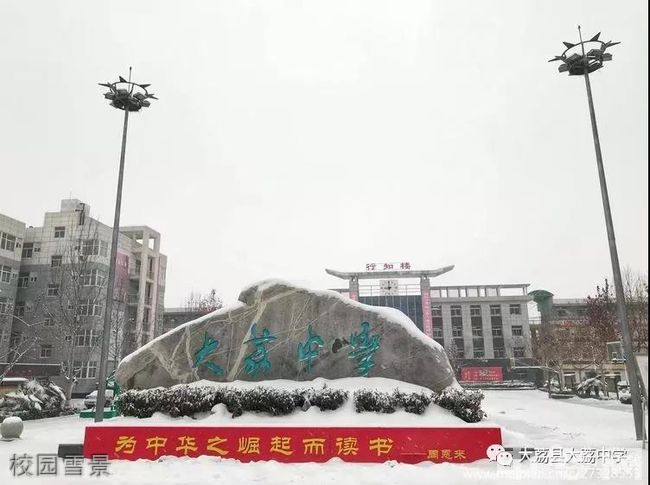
(0, 380), (67, 420)
(354, 389), (397, 414)
(115, 388), (164, 418)
(433, 388), (486, 423)
(353, 389), (434, 415)
(576, 376), (607, 399)
(309, 386), (348, 411)
(236, 387), (297, 416)
(116, 384), (486, 421)
(392, 389), (432, 415)
(116, 385), (349, 419)
(165, 386), (216, 417)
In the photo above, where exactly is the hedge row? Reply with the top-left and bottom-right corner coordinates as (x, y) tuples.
(354, 389), (433, 415)
(435, 387), (486, 423)
(115, 385), (348, 418)
(116, 385), (486, 422)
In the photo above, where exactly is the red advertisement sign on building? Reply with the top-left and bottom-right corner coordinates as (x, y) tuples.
(460, 367), (503, 382)
(84, 426), (501, 464)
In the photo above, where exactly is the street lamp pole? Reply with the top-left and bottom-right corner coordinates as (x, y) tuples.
(95, 70), (156, 422)
(550, 28), (644, 440)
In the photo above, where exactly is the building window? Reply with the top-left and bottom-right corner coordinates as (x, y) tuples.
(0, 232), (16, 252)
(473, 349), (485, 359)
(86, 361), (98, 379)
(74, 329), (99, 347)
(494, 348), (506, 358)
(513, 347), (526, 358)
(73, 360), (98, 379)
(509, 304), (521, 315)
(82, 239), (108, 257)
(47, 284), (60, 297)
(451, 305), (462, 327)
(452, 325), (463, 337)
(0, 297), (8, 314)
(78, 299), (103, 316)
(21, 242), (33, 258)
(512, 325), (523, 336)
(490, 304), (502, 326)
(431, 305), (442, 317)
(51, 255), (62, 268)
(40, 344), (53, 358)
(54, 226), (65, 238)
(471, 325), (483, 337)
(17, 272), (29, 288)
(492, 326), (503, 337)
(490, 305), (501, 316)
(470, 306), (483, 331)
(433, 327), (443, 338)
(15, 301), (25, 317)
(0, 265), (12, 283)
(80, 269), (105, 287)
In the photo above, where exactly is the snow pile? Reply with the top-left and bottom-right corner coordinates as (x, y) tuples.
(114, 377), (485, 425)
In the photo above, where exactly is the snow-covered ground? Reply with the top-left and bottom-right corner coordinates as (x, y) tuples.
(0, 389), (646, 484)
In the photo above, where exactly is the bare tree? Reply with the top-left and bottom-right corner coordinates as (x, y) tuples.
(446, 339), (464, 376)
(623, 268), (648, 354)
(584, 280), (619, 376)
(109, 277), (132, 367)
(32, 222), (108, 403)
(534, 322), (577, 390)
(0, 312), (40, 383)
(183, 288), (223, 315)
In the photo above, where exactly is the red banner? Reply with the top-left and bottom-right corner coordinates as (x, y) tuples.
(461, 367), (503, 382)
(421, 291), (433, 338)
(84, 426), (501, 464)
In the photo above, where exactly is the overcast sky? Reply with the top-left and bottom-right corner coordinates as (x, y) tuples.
(0, 0), (647, 306)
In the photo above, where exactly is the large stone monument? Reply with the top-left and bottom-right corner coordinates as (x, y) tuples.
(116, 280), (457, 392)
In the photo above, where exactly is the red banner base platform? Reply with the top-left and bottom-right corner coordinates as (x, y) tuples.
(84, 426), (501, 464)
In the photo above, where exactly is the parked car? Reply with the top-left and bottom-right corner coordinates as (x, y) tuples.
(0, 377), (28, 397)
(83, 390), (114, 409)
(617, 381), (632, 404)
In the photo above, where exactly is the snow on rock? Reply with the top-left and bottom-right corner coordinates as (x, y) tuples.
(117, 280), (457, 393)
